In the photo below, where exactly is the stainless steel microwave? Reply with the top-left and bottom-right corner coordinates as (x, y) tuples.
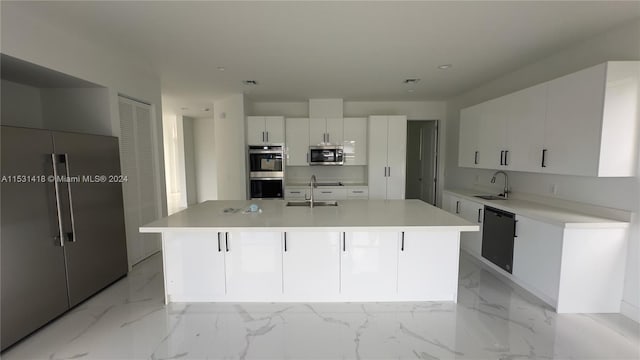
(309, 145), (344, 166)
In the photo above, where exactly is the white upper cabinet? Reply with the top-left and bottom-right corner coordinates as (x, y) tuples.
(458, 61), (639, 177)
(342, 117), (367, 165)
(458, 106), (480, 168)
(368, 115), (407, 200)
(544, 62), (639, 177)
(309, 118), (343, 145)
(285, 118), (310, 166)
(247, 116), (285, 145)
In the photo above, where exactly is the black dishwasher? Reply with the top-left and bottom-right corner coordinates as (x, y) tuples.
(481, 206), (516, 274)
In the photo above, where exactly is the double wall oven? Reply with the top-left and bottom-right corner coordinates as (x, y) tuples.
(248, 145), (284, 199)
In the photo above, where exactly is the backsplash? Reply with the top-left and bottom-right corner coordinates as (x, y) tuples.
(285, 165), (367, 185)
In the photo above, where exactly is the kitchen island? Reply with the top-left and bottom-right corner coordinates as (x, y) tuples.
(140, 199), (479, 303)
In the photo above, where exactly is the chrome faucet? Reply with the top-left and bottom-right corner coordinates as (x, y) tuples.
(491, 171), (510, 199)
(307, 175), (318, 208)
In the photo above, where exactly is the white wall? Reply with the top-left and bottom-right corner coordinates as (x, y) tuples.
(40, 88), (112, 136)
(1, 79), (44, 128)
(193, 117), (217, 202)
(214, 94), (247, 200)
(444, 19), (640, 321)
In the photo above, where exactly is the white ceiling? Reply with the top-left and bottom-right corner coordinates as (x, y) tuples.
(5, 1), (640, 117)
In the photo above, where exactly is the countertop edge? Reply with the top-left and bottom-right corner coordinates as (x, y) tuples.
(140, 225), (480, 233)
(443, 189), (628, 229)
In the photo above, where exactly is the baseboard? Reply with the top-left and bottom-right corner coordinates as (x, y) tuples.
(620, 300), (640, 323)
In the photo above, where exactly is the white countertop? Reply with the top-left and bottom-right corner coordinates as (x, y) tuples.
(286, 183), (368, 187)
(140, 199), (479, 233)
(444, 189), (629, 229)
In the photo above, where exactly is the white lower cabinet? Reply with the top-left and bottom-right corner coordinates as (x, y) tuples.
(313, 187), (347, 200)
(512, 215), (563, 305)
(224, 231), (283, 300)
(284, 186), (309, 200)
(282, 231), (340, 300)
(442, 193), (483, 256)
(340, 232), (399, 300)
(398, 231), (460, 301)
(163, 232), (226, 302)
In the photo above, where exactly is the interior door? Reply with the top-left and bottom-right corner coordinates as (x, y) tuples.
(52, 131), (128, 307)
(1, 126), (70, 351)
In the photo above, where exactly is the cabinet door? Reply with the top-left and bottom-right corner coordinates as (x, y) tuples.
(477, 99), (507, 169)
(341, 232), (399, 299)
(285, 118), (310, 166)
(309, 118), (326, 145)
(343, 117), (367, 165)
(284, 187), (309, 200)
(398, 231), (460, 301)
(367, 116), (389, 199)
(247, 116), (265, 145)
(224, 231), (282, 300)
(512, 215), (563, 304)
(163, 232), (226, 301)
(386, 116), (407, 199)
(505, 83), (547, 172)
(544, 64), (606, 176)
(458, 107), (479, 168)
(283, 232), (340, 300)
(325, 118), (344, 145)
(346, 186), (368, 199)
(441, 193), (455, 214)
(265, 116), (285, 144)
(459, 200), (484, 256)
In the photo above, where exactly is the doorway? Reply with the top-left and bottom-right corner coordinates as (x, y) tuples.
(405, 120), (438, 205)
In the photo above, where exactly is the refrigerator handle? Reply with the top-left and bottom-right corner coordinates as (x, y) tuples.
(62, 153), (76, 242)
(51, 154), (65, 247)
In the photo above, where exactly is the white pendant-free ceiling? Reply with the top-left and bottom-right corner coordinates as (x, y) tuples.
(3, 1), (639, 113)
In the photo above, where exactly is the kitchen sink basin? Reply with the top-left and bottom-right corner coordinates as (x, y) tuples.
(474, 195), (507, 200)
(286, 201), (339, 207)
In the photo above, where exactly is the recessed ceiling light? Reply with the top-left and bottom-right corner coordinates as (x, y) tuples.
(217, 67), (225, 71)
(438, 64), (452, 70)
(403, 78), (420, 84)
(242, 80), (259, 85)
(202, 108), (211, 112)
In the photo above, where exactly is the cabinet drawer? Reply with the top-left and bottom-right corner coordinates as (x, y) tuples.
(346, 187), (369, 199)
(313, 188), (347, 200)
(285, 187), (309, 199)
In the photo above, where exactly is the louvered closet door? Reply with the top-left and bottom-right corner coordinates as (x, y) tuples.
(118, 97), (161, 265)
(133, 104), (161, 258)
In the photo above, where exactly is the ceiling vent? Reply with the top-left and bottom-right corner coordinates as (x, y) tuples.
(242, 80), (259, 85)
(403, 78), (420, 84)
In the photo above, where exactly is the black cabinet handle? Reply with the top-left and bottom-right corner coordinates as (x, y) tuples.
(504, 150), (509, 166)
(388, 167), (391, 177)
(401, 232), (405, 251)
(217, 232), (221, 252)
(342, 232), (346, 252)
(266, 131), (269, 142)
(321, 191), (332, 194)
(514, 220), (519, 238)
(541, 149), (547, 168)
(500, 150), (504, 165)
(225, 232), (229, 252)
(477, 208), (482, 223)
(455, 201), (460, 214)
(474, 151), (478, 165)
(284, 232), (287, 252)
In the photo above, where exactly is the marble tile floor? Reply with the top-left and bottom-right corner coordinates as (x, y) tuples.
(3, 252), (639, 360)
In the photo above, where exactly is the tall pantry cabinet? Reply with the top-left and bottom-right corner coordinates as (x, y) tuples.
(368, 115), (407, 199)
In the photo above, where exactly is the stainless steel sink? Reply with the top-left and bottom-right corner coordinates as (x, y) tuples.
(474, 195), (507, 200)
(286, 201), (338, 207)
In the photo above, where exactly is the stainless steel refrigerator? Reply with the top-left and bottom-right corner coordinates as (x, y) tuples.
(1, 126), (129, 351)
